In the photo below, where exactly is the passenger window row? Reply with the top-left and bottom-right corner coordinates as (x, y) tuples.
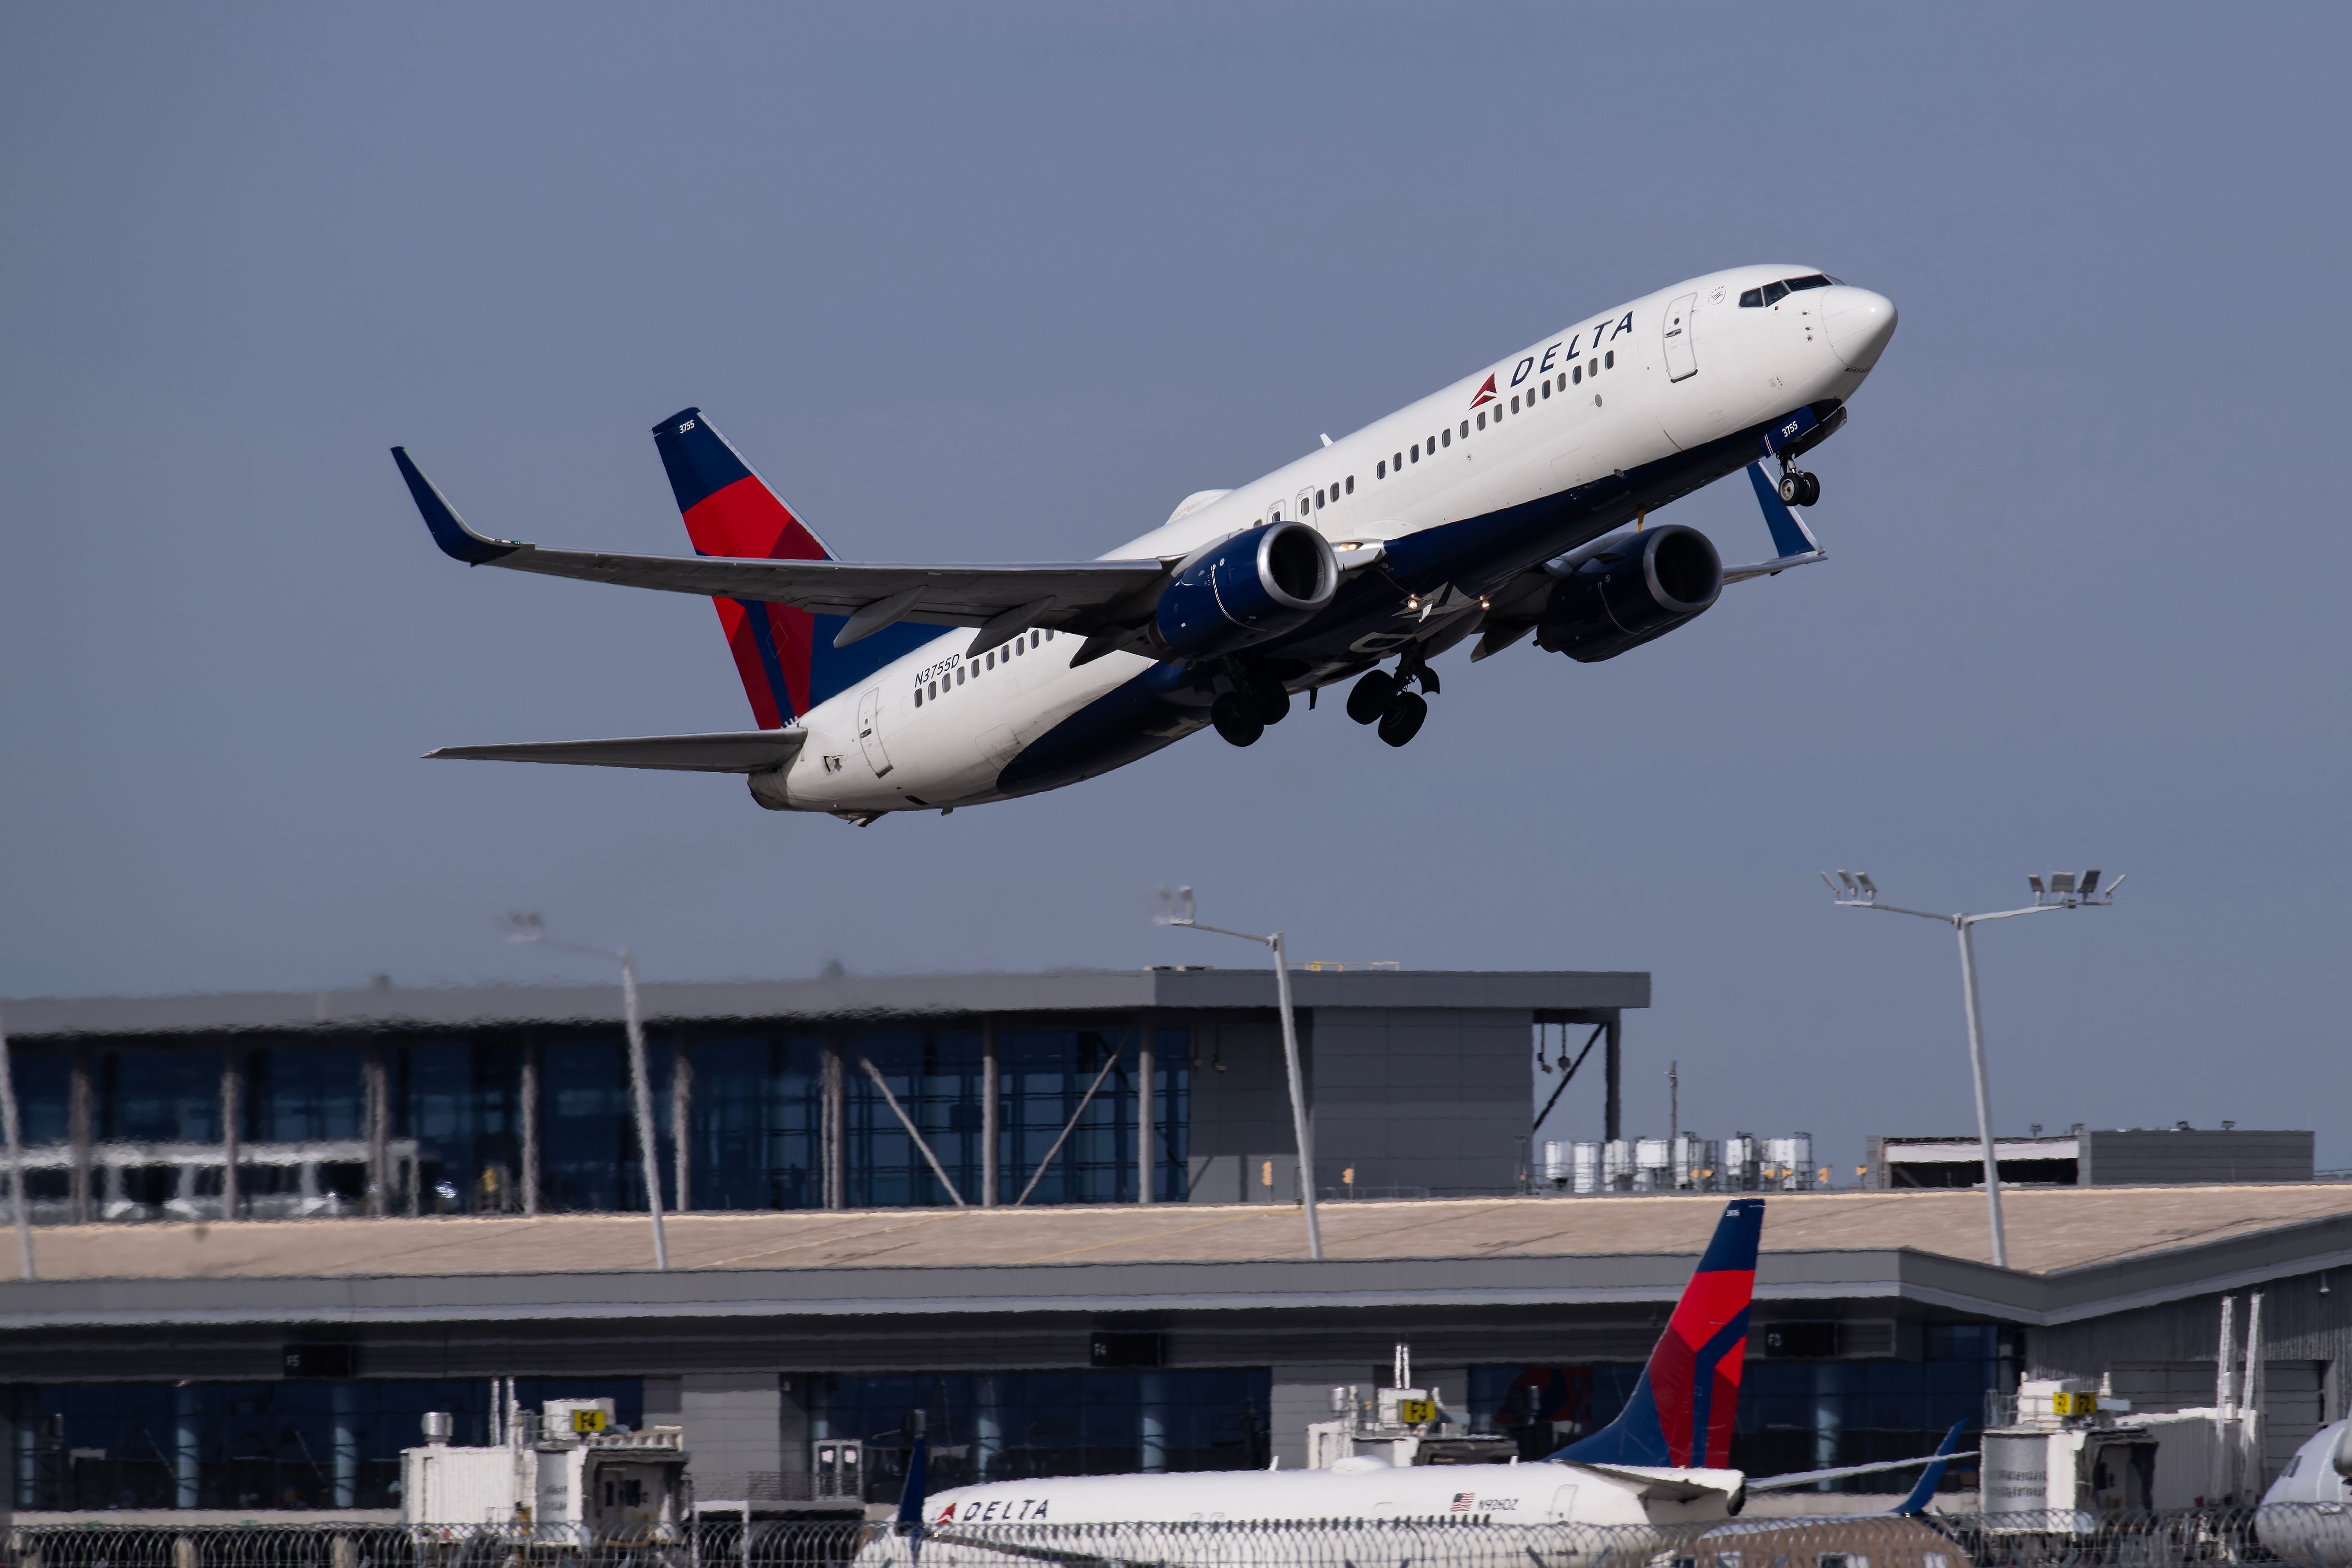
(1373, 353), (1617, 478)
(913, 629), (1053, 708)
(1739, 273), (1839, 308)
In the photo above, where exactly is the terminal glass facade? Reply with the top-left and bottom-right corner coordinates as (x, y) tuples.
(809, 1367), (1270, 1495)
(1470, 1323), (2000, 1489)
(8, 1378), (639, 1512)
(8, 1024), (1187, 1219)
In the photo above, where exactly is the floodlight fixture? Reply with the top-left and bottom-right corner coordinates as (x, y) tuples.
(1819, 868), (2123, 1269)
(1149, 886), (1321, 1260)
(496, 913), (668, 1271)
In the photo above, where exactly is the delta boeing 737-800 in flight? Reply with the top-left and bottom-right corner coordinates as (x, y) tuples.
(396, 266), (1896, 823)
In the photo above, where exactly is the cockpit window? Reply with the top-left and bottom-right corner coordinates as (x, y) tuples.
(1744, 274), (1842, 308)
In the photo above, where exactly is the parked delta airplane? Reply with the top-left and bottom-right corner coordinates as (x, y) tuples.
(396, 266), (1897, 824)
(853, 1199), (1964, 1564)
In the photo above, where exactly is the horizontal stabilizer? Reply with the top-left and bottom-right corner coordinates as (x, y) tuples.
(425, 730), (806, 773)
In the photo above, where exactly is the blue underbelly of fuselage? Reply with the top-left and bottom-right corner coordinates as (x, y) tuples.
(993, 408), (1819, 800)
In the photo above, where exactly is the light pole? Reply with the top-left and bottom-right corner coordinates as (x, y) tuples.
(1823, 869), (2123, 1269)
(506, 912), (669, 1271)
(1155, 887), (1321, 1260)
(0, 1006), (34, 1279)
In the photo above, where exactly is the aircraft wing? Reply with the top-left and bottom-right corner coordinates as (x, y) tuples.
(425, 730), (805, 773)
(394, 449), (1170, 643)
(1557, 1462), (1746, 1502)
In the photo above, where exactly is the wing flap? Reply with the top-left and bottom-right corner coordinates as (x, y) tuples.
(425, 730), (807, 773)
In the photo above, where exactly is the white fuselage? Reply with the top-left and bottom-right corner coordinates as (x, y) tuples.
(781, 266), (1893, 815)
(915, 1459), (1735, 1527)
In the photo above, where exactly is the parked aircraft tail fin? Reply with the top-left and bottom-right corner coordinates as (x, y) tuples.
(1554, 1198), (1764, 1469)
(652, 408), (936, 725)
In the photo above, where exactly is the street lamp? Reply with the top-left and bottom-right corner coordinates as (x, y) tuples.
(506, 912), (669, 1271)
(1823, 869), (2123, 1268)
(1155, 887), (1322, 1260)
(0, 1007), (34, 1279)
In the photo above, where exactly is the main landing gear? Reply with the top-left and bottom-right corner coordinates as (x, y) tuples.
(1776, 465), (1821, 508)
(1347, 646), (1437, 747)
(1211, 676), (1291, 747)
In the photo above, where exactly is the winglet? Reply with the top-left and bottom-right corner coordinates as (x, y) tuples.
(1893, 1420), (1967, 1516)
(392, 447), (524, 565)
(895, 1415), (930, 1530)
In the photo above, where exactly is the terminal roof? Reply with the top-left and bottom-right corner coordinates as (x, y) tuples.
(3, 1185), (2348, 1332)
(0, 968), (1647, 1037)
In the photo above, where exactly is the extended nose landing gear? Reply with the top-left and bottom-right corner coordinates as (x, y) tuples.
(1776, 466), (1821, 507)
(1346, 647), (1437, 747)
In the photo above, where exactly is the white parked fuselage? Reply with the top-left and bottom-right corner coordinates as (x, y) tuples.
(778, 266), (1893, 815)
(915, 1458), (1735, 1527)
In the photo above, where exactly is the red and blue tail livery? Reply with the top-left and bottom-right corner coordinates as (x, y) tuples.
(1555, 1196), (1764, 1469)
(651, 408), (936, 729)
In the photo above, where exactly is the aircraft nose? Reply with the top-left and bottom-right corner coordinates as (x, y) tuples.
(1823, 286), (1897, 372)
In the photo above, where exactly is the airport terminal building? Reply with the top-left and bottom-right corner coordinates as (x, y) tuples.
(1, 968), (2347, 1524)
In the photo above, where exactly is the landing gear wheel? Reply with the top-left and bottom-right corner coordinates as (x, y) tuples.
(1377, 691), (1428, 747)
(1777, 470), (1805, 505)
(1211, 693), (1264, 747)
(1346, 670), (1396, 725)
(1253, 687), (1292, 726)
(1797, 471), (1820, 507)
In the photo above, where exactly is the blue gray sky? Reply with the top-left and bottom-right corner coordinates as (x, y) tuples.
(4, 5), (2348, 1171)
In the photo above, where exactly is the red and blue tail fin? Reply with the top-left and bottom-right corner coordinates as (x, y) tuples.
(652, 408), (935, 726)
(1555, 1197), (1764, 1469)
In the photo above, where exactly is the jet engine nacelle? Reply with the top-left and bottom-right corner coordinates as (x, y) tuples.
(1536, 523), (1722, 664)
(1153, 521), (1338, 659)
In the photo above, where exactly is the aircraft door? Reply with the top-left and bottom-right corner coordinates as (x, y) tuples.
(856, 688), (894, 778)
(1662, 292), (1699, 382)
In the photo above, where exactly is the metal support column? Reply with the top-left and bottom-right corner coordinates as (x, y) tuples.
(1136, 1013), (1155, 1205)
(69, 1046), (93, 1224)
(980, 1018), (999, 1208)
(363, 1045), (389, 1217)
(671, 1035), (692, 1214)
(520, 1035), (541, 1216)
(1602, 1015), (1622, 1143)
(823, 1038), (846, 1210)
(220, 1048), (242, 1221)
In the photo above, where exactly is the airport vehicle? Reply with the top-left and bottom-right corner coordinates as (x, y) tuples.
(396, 267), (1897, 822)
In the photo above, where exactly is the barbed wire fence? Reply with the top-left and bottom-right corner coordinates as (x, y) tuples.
(7, 1509), (2352, 1568)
